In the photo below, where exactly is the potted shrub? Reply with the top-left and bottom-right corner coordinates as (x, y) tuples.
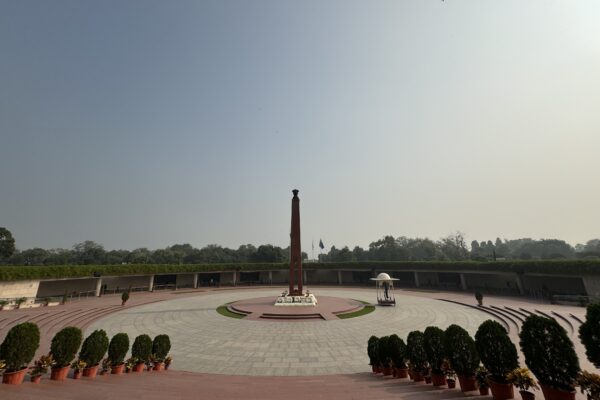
(121, 290), (130, 306)
(79, 329), (109, 378)
(50, 326), (83, 380)
(388, 334), (408, 378)
(108, 333), (129, 374)
(100, 358), (111, 376)
(377, 336), (392, 376)
(446, 368), (457, 389)
(508, 367), (539, 400)
(579, 303), (600, 368)
(29, 354), (53, 383)
(475, 320), (519, 400)
(476, 366), (491, 396)
(424, 326), (446, 386)
(71, 359), (87, 379)
(475, 292), (483, 306)
(407, 330), (428, 382)
(15, 297), (27, 309)
(125, 357), (137, 373)
(444, 324), (480, 392)
(0, 322), (40, 385)
(131, 334), (152, 372)
(367, 336), (380, 373)
(152, 335), (171, 371)
(577, 304), (600, 400)
(519, 315), (580, 400)
(577, 371), (600, 400)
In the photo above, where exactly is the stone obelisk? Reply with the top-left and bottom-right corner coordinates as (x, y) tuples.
(289, 189), (303, 296)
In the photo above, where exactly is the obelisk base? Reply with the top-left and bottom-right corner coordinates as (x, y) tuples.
(275, 290), (317, 306)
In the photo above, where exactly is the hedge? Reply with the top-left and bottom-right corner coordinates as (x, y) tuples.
(2, 260), (600, 281)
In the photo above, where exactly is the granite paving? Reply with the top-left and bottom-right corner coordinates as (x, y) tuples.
(86, 288), (491, 376)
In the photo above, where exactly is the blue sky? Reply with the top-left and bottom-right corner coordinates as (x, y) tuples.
(1, 1), (599, 251)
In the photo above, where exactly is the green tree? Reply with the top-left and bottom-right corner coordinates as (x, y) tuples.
(72, 241), (106, 264)
(0, 227), (16, 259)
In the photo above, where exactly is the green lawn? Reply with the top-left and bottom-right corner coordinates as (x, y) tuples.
(337, 301), (375, 319)
(216, 303), (246, 319)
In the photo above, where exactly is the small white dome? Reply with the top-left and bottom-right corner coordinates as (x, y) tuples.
(376, 272), (392, 280)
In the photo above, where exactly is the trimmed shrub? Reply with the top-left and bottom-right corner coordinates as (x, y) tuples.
(579, 303), (600, 368)
(50, 326), (83, 367)
(475, 320), (518, 383)
(152, 334), (171, 362)
(3, 260), (600, 282)
(121, 291), (130, 305)
(108, 333), (129, 365)
(0, 322), (40, 372)
(79, 329), (109, 366)
(444, 324), (479, 377)
(407, 330), (428, 373)
(519, 315), (580, 391)
(377, 336), (390, 368)
(132, 334), (153, 363)
(424, 326), (445, 374)
(367, 336), (379, 366)
(388, 334), (407, 369)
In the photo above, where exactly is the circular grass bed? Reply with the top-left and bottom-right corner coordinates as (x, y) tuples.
(216, 303), (246, 319)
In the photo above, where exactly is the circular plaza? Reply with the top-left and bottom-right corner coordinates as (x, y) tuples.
(86, 288), (491, 376)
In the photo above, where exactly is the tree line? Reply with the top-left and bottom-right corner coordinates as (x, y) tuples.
(1, 227), (600, 265)
(321, 233), (600, 262)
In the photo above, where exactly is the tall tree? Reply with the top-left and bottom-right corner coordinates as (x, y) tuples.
(0, 227), (15, 259)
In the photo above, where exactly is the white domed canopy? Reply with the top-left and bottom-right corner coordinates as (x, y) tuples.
(370, 272), (399, 282)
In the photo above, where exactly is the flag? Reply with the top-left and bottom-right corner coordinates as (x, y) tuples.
(319, 239), (324, 250)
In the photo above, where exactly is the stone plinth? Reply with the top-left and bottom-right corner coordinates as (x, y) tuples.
(275, 294), (317, 306)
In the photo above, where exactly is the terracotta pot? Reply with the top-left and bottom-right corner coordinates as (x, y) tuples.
(82, 365), (98, 378)
(133, 363), (145, 373)
(73, 370), (82, 379)
(489, 379), (515, 400)
(412, 371), (424, 382)
(448, 379), (456, 389)
(50, 366), (70, 381)
(30, 374), (42, 384)
(2, 368), (28, 385)
(111, 363), (125, 375)
(520, 390), (535, 400)
(153, 362), (165, 371)
(383, 366), (392, 376)
(431, 373), (447, 387)
(539, 384), (575, 400)
(457, 375), (478, 392)
(480, 387), (490, 396)
(425, 376), (432, 384)
(396, 368), (409, 379)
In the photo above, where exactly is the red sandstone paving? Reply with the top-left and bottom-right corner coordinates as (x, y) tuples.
(231, 295), (362, 320)
(1, 371), (493, 400)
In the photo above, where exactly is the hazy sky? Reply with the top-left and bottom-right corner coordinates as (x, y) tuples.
(1, 1), (599, 252)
